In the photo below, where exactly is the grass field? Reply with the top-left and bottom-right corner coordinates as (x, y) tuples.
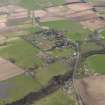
(0, 11), (94, 105)
(87, 0), (105, 7)
(3, 74), (41, 103)
(19, 0), (64, 10)
(0, 0), (104, 104)
(86, 55), (105, 74)
(0, 38), (43, 69)
(0, 37), (74, 68)
(80, 41), (103, 53)
(2, 61), (70, 103)
(42, 20), (91, 41)
(102, 30), (105, 38)
(36, 89), (75, 105)
(48, 48), (74, 58)
(85, 29), (105, 74)
(0, 19), (91, 103)
(36, 61), (70, 85)
(87, 0), (101, 3)
(0, 38), (72, 103)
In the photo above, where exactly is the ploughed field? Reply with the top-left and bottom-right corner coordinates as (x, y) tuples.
(76, 75), (105, 105)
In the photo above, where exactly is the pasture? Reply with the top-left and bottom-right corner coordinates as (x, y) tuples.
(86, 55), (105, 74)
(42, 20), (91, 40)
(0, 38), (72, 103)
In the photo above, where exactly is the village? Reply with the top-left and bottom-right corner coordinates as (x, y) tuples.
(0, 0), (105, 105)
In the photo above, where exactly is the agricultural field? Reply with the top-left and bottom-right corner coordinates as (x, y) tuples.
(36, 89), (75, 105)
(0, 0), (105, 105)
(0, 61), (71, 103)
(102, 30), (105, 37)
(1, 74), (41, 103)
(89, 0), (105, 19)
(0, 19), (87, 104)
(86, 55), (105, 74)
(85, 30), (105, 74)
(85, 29), (105, 74)
(18, 0), (65, 10)
(42, 20), (91, 41)
(87, 0), (105, 3)
(0, 61), (72, 104)
(0, 39), (43, 69)
(0, 0), (65, 7)
(0, 37), (72, 103)
(0, 18), (100, 105)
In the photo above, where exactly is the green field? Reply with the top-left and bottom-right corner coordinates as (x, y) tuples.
(19, 0), (65, 10)
(0, 38), (72, 103)
(102, 30), (105, 38)
(0, 0), (65, 9)
(0, 38), (74, 68)
(36, 61), (70, 85)
(0, 0), (104, 104)
(85, 30), (105, 74)
(2, 60), (70, 103)
(3, 74), (41, 103)
(0, 19), (91, 104)
(0, 38), (43, 69)
(48, 48), (74, 58)
(87, 0), (101, 3)
(0, 7), (96, 105)
(86, 55), (105, 74)
(42, 20), (91, 41)
(36, 89), (75, 105)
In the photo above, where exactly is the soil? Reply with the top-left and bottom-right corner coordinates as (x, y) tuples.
(76, 75), (105, 105)
(0, 58), (24, 81)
